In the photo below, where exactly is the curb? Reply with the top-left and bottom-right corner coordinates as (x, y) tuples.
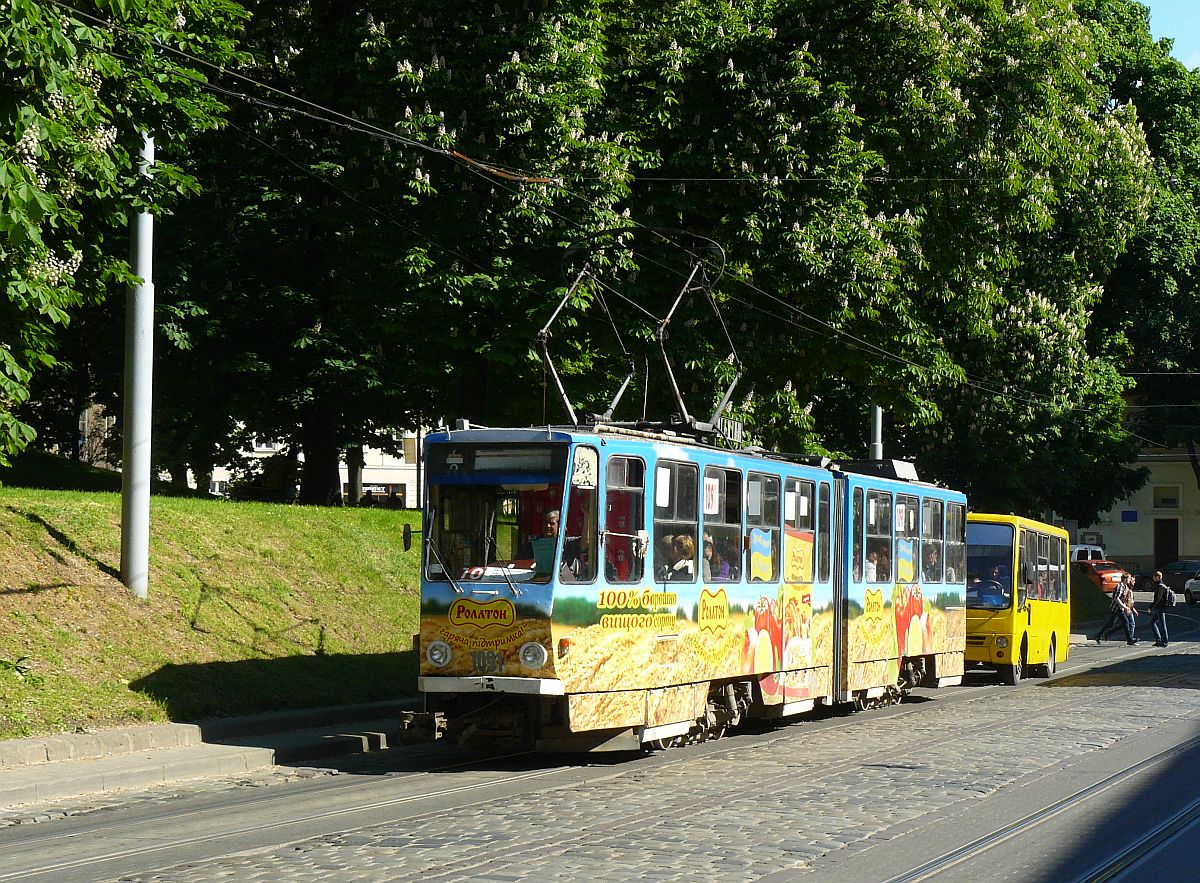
(0, 723), (202, 770)
(0, 698), (421, 810)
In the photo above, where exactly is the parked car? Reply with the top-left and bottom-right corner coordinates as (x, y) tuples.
(1160, 560), (1200, 593)
(1072, 544), (1107, 562)
(1071, 560), (1130, 594)
(1183, 578), (1200, 606)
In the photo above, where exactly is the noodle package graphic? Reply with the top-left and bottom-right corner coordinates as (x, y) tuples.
(749, 529), (774, 581)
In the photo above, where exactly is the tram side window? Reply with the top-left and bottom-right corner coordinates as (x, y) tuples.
(561, 446), (599, 583)
(897, 494), (919, 583)
(922, 498), (944, 584)
(866, 490), (893, 583)
(783, 478), (816, 584)
(852, 488), (865, 581)
(818, 482), (832, 582)
(605, 456), (645, 584)
(654, 460), (698, 582)
(945, 502), (966, 585)
(703, 466), (741, 582)
(746, 472), (781, 582)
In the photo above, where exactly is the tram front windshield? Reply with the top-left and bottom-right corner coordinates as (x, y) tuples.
(966, 522), (1014, 610)
(426, 444), (570, 584)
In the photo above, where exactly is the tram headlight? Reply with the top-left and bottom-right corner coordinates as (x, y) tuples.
(426, 640), (452, 668)
(519, 641), (549, 670)
(995, 637), (1009, 649)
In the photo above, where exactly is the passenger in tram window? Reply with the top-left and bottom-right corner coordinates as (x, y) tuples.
(667, 534), (696, 581)
(923, 545), (941, 581)
(703, 533), (714, 581)
(655, 533), (676, 579)
(705, 539), (731, 581)
(865, 550), (878, 582)
(878, 551), (891, 583)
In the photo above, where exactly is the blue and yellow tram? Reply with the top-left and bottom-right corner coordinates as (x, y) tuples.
(408, 423), (967, 751)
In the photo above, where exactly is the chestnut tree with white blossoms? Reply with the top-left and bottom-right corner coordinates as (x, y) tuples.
(0, 0), (243, 464)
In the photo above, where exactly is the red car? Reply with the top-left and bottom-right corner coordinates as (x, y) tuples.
(1072, 560), (1130, 594)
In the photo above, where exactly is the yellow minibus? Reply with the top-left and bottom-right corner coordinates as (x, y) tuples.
(965, 513), (1070, 684)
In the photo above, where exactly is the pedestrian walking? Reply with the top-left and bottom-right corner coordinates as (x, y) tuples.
(1094, 575), (1138, 645)
(1148, 570), (1176, 647)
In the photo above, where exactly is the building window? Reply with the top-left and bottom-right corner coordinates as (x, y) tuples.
(1152, 485), (1180, 510)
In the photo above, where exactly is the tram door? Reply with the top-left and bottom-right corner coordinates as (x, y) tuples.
(780, 476), (834, 702)
(830, 475), (850, 702)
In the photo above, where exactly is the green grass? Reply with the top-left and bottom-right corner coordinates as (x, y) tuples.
(0, 485), (420, 739)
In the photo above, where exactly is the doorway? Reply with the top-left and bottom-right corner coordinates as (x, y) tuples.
(1153, 518), (1179, 569)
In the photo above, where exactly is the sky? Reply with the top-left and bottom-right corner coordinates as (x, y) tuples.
(1143, 0), (1200, 69)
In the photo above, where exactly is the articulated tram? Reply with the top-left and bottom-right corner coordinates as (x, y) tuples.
(404, 422), (968, 751)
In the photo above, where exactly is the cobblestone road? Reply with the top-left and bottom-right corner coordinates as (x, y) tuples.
(96, 645), (1200, 883)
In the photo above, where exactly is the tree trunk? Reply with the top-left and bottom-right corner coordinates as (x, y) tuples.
(298, 414), (343, 505)
(346, 444), (364, 505)
(193, 465), (214, 496)
(168, 464), (190, 489)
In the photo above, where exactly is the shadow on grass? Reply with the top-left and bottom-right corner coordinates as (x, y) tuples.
(0, 582), (77, 595)
(129, 651), (419, 723)
(6, 506), (120, 579)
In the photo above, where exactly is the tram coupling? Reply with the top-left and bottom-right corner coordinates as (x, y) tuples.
(397, 710), (447, 743)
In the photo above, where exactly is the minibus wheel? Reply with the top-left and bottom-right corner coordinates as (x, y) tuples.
(1001, 645), (1025, 685)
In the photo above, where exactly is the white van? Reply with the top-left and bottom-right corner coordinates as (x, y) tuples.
(1072, 544), (1106, 562)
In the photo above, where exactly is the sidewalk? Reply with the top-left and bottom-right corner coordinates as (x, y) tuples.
(0, 698), (420, 809)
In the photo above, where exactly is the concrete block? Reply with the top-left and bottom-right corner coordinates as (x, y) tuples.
(216, 747), (275, 775)
(0, 741), (49, 769)
(94, 730), (134, 756)
(33, 768), (108, 803)
(127, 723), (200, 751)
(40, 737), (84, 763)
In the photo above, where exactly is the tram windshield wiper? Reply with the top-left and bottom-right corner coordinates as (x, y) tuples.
(424, 506), (465, 594)
(485, 507), (522, 597)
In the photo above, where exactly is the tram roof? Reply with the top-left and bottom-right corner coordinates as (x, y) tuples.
(426, 422), (955, 492)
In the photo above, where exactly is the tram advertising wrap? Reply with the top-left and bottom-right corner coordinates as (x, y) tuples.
(408, 425), (968, 752)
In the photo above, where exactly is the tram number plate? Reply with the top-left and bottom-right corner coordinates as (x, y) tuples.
(471, 650), (504, 676)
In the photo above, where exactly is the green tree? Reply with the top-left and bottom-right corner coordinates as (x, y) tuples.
(1076, 0), (1200, 453)
(157, 0), (1158, 519)
(0, 0), (244, 465)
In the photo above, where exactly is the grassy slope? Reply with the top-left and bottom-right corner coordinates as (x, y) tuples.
(0, 486), (420, 740)
(0, 454), (1114, 740)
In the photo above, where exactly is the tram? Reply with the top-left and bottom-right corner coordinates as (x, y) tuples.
(402, 421), (968, 751)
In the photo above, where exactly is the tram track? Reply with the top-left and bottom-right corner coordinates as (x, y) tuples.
(879, 733), (1200, 883)
(0, 641), (1180, 882)
(0, 750), (564, 882)
(1079, 793), (1200, 882)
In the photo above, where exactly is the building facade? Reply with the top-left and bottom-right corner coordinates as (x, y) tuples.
(1080, 449), (1199, 572)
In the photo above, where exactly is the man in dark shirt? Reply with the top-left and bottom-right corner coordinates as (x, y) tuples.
(1149, 570), (1173, 647)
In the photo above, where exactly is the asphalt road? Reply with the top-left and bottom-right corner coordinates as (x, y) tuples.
(1, 603), (1198, 882)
